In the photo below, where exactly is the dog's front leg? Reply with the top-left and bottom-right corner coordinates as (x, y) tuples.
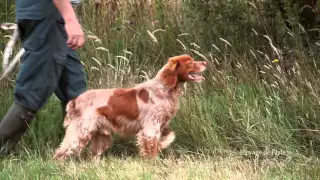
(136, 120), (161, 159)
(159, 126), (175, 150)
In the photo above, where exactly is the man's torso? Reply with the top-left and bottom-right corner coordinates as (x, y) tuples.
(15, 0), (59, 20)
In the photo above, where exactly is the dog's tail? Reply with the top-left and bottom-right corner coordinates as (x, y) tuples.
(67, 99), (76, 111)
(63, 99), (78, 128)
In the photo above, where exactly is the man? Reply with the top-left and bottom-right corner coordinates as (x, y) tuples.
(0, 0), (87, 154)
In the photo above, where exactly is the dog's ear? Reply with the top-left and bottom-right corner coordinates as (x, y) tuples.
(158, 55), (193, 88)
(159, 57), (181, 88)
(166, 57), (180, 72)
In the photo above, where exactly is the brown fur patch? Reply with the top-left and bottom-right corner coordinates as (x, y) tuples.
(96, 106), (121, 131)
(138, 89), (149, 103)
(97, 88), (140, 121)
(137, 131), (159, 158)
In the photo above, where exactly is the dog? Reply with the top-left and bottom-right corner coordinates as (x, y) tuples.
(53, 54), (208, 160)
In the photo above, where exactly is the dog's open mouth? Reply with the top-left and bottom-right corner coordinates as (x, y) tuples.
(188, 72), (205, 82)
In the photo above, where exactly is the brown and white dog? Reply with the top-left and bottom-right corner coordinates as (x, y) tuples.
(53, 54), (207, 160)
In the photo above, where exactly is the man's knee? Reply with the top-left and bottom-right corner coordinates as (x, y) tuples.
(14, 83), (53, 112)
(14, 52), (66, 111)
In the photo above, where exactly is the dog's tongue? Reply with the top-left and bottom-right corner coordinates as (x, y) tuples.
(188, 74), (205, 81)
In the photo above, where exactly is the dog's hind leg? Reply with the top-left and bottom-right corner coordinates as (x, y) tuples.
(88, 132), (112, 160)
(53, 116), (97, 160)
(53, 122), (80, 160)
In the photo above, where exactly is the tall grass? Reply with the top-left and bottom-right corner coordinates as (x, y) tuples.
(0, 0), (320, 163)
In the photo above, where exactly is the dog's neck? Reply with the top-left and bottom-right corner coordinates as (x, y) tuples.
(150, 76), (183, 97)
(136, 76), (182, 98)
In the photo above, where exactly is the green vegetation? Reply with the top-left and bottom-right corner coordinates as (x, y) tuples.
(1, 0), (320, 179)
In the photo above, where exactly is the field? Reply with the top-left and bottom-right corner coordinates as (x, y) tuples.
(1, 149), (320, 179)
(1, 0), (320, 179)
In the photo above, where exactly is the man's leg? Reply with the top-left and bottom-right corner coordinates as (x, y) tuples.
(0, 19), (45, 154)
(55, 58), (87, 121)
(54, 53), (87, 141)
(53, 17), (87, 119)
(0, 15), (72, 154)
(55, 48), (87, 100)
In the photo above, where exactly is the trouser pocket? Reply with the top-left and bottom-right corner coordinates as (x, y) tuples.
(18, 19), (47, 52)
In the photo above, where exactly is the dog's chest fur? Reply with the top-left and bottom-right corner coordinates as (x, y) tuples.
(137, 83), (181, 124)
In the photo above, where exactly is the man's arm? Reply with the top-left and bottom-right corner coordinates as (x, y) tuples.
(52, 0), (85, 50)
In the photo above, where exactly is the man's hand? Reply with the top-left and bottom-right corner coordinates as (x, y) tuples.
(53, 0), (85, 50)
(65, 20), (85, 50)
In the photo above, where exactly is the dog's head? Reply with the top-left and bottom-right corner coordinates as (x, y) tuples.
(157, 54), (208, 88)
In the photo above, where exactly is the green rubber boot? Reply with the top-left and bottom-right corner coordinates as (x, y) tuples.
(0, 103), (36, 155)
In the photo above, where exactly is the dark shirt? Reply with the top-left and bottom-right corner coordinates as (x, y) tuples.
(15, 0), (59, 20)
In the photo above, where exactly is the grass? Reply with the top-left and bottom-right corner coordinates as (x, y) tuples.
(1, 147), (320, 179)
(0, 83), (318, 179)
(1, 0), (320, 179)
